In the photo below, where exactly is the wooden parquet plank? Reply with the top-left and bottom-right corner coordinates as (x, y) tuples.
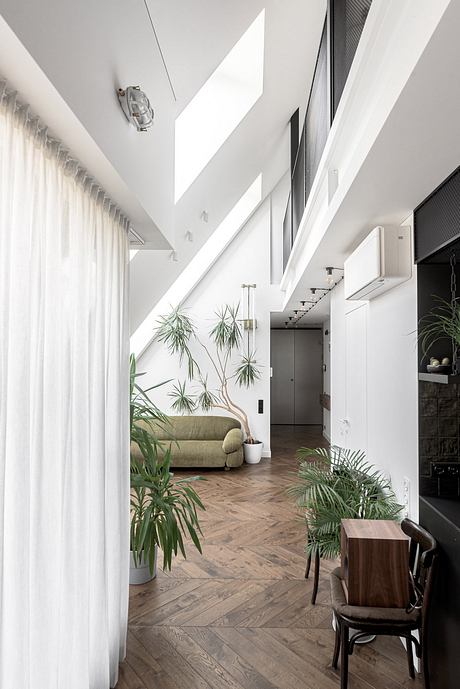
(186, 627), (279, 689)
(118, 426), (423, 689)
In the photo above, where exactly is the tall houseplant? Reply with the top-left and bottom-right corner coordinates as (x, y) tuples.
(288, 446), (402, 559)
(155, 305), (263, 463)
(130, 354), (205, 583)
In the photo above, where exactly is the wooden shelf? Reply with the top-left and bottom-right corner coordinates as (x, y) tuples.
(418, 372), (460, 384)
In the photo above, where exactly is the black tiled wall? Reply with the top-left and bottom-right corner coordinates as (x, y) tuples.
(419, 380), (460, 497)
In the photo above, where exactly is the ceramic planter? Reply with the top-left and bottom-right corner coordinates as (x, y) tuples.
(129, 547), (157, 585)
(244, 441), (263, 464)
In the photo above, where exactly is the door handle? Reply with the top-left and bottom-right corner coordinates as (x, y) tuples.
(290, 378), (294, 382)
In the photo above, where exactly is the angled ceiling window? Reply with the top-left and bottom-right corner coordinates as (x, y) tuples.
(174, 10), (265, 203)
(131, 174), (262, 357)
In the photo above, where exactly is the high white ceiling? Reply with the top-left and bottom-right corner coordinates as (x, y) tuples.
(130, 0), (327, 332)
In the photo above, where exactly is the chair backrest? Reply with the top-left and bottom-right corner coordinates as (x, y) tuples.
(401, 518), (438, 616)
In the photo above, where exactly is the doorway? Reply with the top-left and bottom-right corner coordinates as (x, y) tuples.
(270, 329), (323, 424)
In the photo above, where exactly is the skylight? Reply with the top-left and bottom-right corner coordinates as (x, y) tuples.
(174, 10), (265, 203)
(131, 174), (262, 357)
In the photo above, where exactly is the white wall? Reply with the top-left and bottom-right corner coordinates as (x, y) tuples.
(330, 260), (419, 518)
(137, 198), (273, 456)
(322, 319), (331, 441)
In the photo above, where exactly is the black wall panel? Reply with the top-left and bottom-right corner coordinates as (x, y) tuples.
(330, 0), (372, 118)
(414, 166), (460, 263)
(283, 195), (292, 272)
(305, 21), (328, 200)
(291, 127), (305, 239)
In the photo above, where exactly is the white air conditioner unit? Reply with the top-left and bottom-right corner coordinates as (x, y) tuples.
(344, 226), (412, 301)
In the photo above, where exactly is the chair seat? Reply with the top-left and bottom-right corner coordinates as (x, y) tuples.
(330, 567), (420, 628)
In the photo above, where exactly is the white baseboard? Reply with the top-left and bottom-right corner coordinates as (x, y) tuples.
(323, 429), (331, 443)
(262, 450), (271, 459)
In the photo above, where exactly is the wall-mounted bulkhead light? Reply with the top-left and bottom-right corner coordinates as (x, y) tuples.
(117, 86), (154, 131)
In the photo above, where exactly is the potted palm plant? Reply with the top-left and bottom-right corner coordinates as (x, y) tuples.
(155, 305), (264, 464)
(130, 355), (205, 584)
(288, 446), (402, 560)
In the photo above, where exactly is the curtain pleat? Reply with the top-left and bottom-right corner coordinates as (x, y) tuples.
(0, 79), (129, 689)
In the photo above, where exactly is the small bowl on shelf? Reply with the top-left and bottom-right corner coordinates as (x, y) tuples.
(427, 364), (452, 374)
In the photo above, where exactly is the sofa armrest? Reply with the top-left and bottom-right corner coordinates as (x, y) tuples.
(222, 428), (243, 454)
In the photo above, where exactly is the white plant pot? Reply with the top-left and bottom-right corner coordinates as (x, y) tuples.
(129, 548), (157, 585)
(244, 441), (263, 464)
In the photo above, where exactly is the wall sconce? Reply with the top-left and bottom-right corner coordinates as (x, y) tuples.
(117, 86), (154, 131)
(200, 210), (209, 223)
(185, 230), (194, 242)
(241, 284), (257, 354)
(169, 250), (178, 262)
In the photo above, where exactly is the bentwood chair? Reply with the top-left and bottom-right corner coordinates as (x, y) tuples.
(330, 518), (438, 689)
(305, 538), (321, 605)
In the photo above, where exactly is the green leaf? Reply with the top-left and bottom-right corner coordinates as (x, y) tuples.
(287, 445), (402, 560)
(129, 356), (205, 572)
(168, 380), (197, 415)
(235, 352), (261, 388)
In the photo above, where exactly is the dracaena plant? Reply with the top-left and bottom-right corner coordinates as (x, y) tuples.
(155, 305), (261, 442)
(287, 446), (402, 560)
(130, 354), (205, 573)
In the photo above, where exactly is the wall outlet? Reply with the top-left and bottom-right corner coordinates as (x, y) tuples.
(402, 477), (410, 518)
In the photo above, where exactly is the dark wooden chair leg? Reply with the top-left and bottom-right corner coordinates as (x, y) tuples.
(332, 614), (341, 669)
(311, 551), (320, 604)
(340, 623), (349, 689)
(305, 553), (311, 579)
(421, 634), (431, 689)
(406, 635), (415, 679)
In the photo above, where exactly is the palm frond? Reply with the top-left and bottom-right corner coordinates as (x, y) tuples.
(288, 445), (402, 560)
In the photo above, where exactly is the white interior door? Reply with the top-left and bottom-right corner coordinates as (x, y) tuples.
(344, 304), (368, 452)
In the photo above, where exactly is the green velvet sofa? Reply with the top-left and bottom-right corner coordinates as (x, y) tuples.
(131, 415), (244, 469)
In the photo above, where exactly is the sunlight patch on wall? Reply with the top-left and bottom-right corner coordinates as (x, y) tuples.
(131, 174), (263, 357)
(174, 10), (265, 203)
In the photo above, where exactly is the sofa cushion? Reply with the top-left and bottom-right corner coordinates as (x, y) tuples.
(161, 440), (227, 468)
(139, 415), (241, 441)
(222, 428), (243, 454)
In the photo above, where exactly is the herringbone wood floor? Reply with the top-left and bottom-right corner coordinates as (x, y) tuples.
(118, 425), (422, 689)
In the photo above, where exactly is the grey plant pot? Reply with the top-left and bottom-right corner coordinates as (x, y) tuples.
(129, 547), (157, 585)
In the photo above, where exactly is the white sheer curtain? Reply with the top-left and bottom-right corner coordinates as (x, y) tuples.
(0, 80), (129, 689)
